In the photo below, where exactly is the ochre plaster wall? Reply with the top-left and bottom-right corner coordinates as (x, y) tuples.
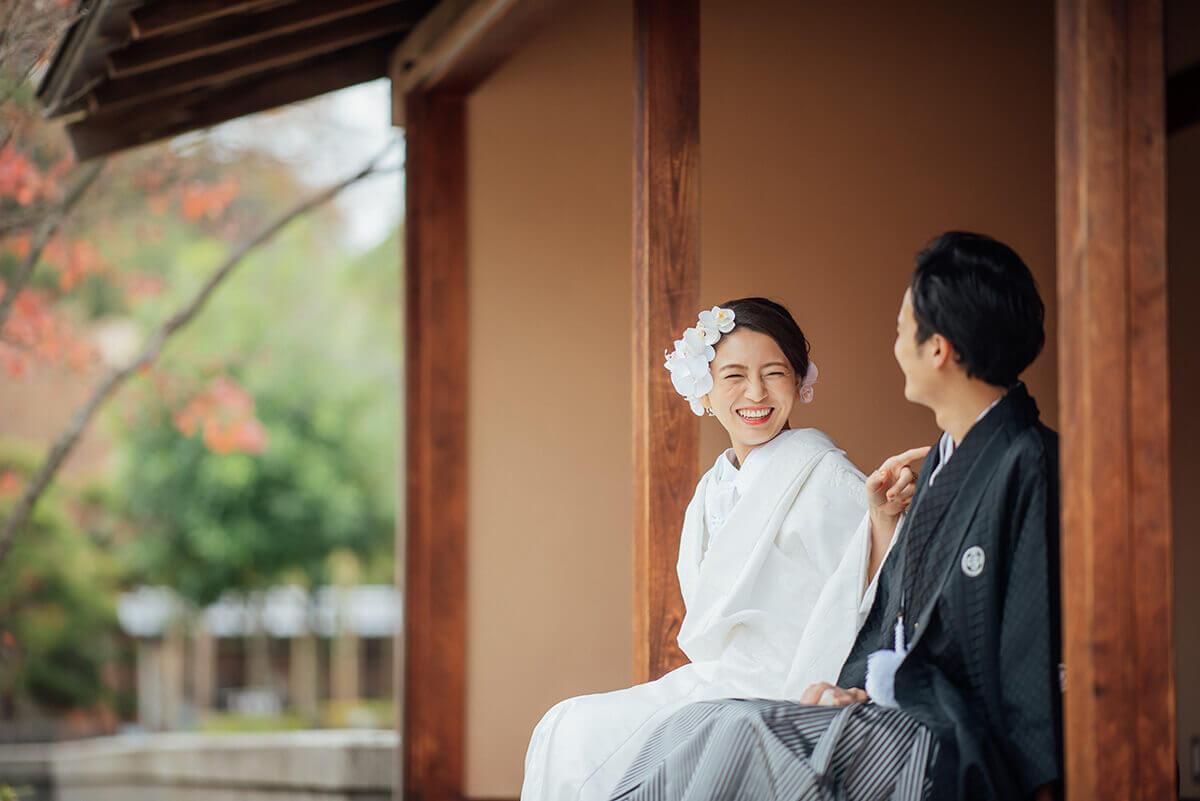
(697, 0), (1057, 469)
(464, 0), (634, 795)
(462, 0), (1055, 795)
(1169, 124), (1200, 800)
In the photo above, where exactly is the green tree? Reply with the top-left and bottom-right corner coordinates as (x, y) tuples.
(0, 447), (120, 714)
(118, 371), (394, 607)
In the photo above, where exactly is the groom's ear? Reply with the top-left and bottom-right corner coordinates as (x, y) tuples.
(929, 333), (956, 370)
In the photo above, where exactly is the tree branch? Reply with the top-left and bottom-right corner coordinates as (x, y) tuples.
(0, 159), (106, 330)
(0, 205), (49, 237)
(0, 1), (84, 108)
(0, 143), (399, 565)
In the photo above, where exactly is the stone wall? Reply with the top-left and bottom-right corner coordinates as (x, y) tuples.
(0, 730), (396, 801)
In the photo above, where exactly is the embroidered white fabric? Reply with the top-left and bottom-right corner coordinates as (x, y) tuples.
(702, 450), (742, 550)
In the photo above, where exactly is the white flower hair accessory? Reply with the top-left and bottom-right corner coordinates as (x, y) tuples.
(664, 306), (736, 416)
(664, 305), (821, 414)
(799, 360), (819, 403)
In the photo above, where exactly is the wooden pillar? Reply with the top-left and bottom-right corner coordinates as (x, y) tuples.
(402, 89), (468, 801)
(632, 0), (699, 684)
(161, 617), (186, 729)
(331, 556), (362, 704)
(193, 625), (216, 717)
(1056, 1), (1176, 799)
(332, 602), (362, 703)
(135, 638), (163, 730)
(290, 632), (319, 727)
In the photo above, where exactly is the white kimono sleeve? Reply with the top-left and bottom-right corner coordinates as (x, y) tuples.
(779, 451), (881, 695)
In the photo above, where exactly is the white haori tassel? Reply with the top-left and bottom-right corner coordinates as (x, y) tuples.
(865, 617), (908, 709)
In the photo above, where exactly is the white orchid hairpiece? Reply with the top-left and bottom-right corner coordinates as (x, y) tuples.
(664, 306), (735, 416)
(664, 305), (819, 415)
(798, 360), (819, 403)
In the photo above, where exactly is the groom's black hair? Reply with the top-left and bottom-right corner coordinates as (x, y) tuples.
(910, 231), (1045, 388)
(719, 297), (811, 380)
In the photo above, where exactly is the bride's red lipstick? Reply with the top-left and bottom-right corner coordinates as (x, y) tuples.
(736, 407), (774, 426)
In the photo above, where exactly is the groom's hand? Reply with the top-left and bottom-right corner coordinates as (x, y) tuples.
(800, 682), (869, 707)
(866, 447), (931, 519)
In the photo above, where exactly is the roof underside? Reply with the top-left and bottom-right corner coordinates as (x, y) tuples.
(40, 0), (1200, 160)
(38, 0), (438, 160)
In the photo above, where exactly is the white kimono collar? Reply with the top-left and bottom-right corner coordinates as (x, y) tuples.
(715, 428), (803, 492)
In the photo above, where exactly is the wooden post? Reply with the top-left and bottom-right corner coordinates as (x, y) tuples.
(332, 606), (361, 703)
(1056, 1), (1176, 799)
(331, 555), (363, 705)
(135, 638), (163, 730)
(247, 596), (273, 691)
(290, 632), (319, 726)
(161, 616), (186, 729)
(193, 624), (216, 717)
(632, 0), (699, 684)
(402, 89), (468, 801)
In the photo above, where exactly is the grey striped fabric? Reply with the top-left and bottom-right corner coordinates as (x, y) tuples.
(609, 699), (936, 801)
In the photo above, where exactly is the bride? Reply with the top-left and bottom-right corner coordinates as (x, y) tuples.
(521, 297), (904, 801)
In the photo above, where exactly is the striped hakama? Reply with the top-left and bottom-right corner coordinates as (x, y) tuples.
(609, 700), (936, 801)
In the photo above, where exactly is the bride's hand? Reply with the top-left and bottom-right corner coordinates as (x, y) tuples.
(800, 682), (869, 707)
(866, 447), (931, 518)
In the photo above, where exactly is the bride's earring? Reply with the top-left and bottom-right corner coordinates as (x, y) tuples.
(705, 407), (717, 417)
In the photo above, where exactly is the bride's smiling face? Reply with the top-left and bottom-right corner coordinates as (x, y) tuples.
(705, 328), (802, 461)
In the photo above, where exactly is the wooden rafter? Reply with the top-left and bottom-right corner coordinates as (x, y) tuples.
(389, 0), (566, 123)
(89, 5), (412, 114)
(46, 0), (567, 160)
(68, 42), (391, 160)
(108, 0), (400, 78)
(36, 0), (117, 116)
(129, 0), (283, 40)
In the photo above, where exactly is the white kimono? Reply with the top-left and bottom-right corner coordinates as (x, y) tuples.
(521, 428), (879, 801)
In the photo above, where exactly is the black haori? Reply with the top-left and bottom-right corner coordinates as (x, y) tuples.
(609, 699), (936, 801)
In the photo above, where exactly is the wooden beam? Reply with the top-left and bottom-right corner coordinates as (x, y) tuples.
(401, 90), (468, 801)
(90, 5), (412, 114)
(1056, 1), (1176, 799)
(36, 0), (116, 115)
(1167, 61), (1200, 134)
(389, 0), (566, 123)
(632, 0), (698, 684)
(107, 0), (401, 79)
(66, 42), (391, 161)
(129, 0), (283, 40)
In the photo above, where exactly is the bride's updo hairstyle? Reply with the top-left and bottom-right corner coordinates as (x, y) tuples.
(719, 297), (812, 383)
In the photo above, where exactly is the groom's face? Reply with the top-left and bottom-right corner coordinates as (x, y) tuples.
(894, 288), (934, 404)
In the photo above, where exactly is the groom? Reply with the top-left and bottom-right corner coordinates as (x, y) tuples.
(610, 232), (1061, 801)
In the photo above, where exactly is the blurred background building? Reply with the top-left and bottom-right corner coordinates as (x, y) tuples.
(116, 584), (399, 733)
